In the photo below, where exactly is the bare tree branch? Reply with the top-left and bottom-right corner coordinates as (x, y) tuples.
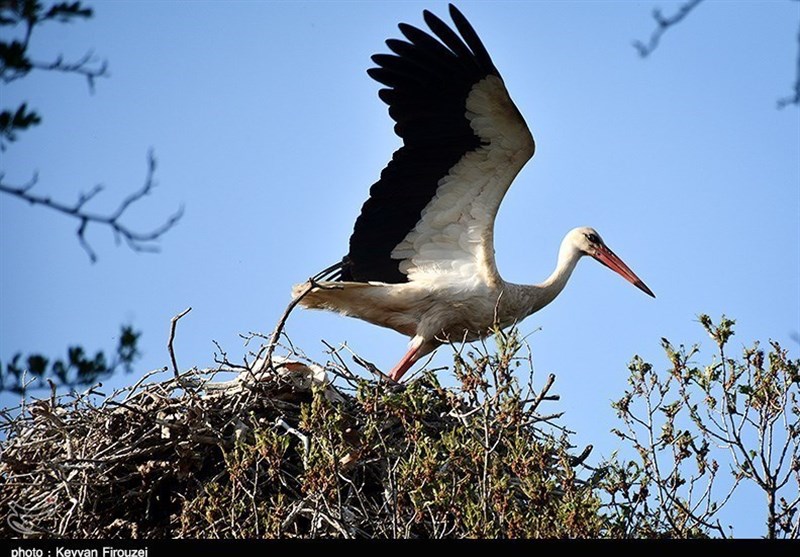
(635, 1), (800, 110)
(2, 48), (109, 91)
(633, 0), (705, 57)
(0, 150), (184, 262)
(777, 20), (800, 109)
(29, 51), (109, 92)
(168, 307), (192, 379)
(252, 276), (333, 377)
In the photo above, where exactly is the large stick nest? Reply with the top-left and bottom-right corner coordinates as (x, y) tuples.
(0, 341), (603, 538)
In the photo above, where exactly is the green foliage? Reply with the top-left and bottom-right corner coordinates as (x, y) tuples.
(0, 324), (141, 393)
(0, 0), (92, 27)
(0, 103), (41, 145)
(605, 315), (799, 538)
(0, 39), (32, 76)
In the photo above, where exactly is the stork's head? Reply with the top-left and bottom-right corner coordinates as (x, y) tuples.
(569, 226), (655, 298)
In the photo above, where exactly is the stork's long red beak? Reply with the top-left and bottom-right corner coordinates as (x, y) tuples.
(592, 245), (655, 298)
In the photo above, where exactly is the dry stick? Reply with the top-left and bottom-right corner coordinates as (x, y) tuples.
(48, 379), (57, 408)
(320, 339), (358, 380)
(569, 444), (594, 467)
(168, 307), (192, 379)
(263, 282), (313, 368)
(122, 367), (169, 403)
(252, 278), (327, 379)
(522, 373), (558, 410)
(347, 350), (395, 384)
(280, 500), (307, 533)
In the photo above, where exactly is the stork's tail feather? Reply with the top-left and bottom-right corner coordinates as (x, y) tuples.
(311, 260), (345, 283)
(291, 279), (376, 311)
(293, 260), (341, 308)
(291, 268), (417, 337)
(292, 259), (371, 310)
(290, 260), (343, 308)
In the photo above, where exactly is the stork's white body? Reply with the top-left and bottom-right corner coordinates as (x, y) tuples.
(297, 229), (593, 374)
(294, 5), (653, 380)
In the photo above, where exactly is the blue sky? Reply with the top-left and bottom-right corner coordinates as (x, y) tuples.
(1, 0), (798, 537)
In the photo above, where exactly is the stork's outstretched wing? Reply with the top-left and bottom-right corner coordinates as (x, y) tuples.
(338, 4), (534, 287)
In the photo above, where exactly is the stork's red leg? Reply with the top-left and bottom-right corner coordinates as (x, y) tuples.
(388, 345), (420, 382)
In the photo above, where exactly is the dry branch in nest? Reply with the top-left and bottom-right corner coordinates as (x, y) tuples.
(0, 330), (604, 539)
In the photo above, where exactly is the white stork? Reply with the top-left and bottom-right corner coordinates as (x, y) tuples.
(293, 4), (654, 382)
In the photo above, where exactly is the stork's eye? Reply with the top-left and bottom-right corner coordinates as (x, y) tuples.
(586, 233), (600, 244)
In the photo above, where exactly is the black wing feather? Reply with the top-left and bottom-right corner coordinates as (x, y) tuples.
(338, 4), (501, 283)
(421, 10), (482, 72)
(448, 4), (498, 75)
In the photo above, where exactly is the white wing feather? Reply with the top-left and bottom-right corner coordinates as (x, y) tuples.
(391, 75), (534, 287)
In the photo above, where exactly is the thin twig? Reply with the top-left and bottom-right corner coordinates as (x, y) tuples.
(29, 52), (109, 92)
(523, 373), (557, 412)
(633, 0), (704, 57)
(168, 307), (192, 379)
(348, 350), (395, 384)
(569, 445), (594, 467)
(252, 277), (329, 378)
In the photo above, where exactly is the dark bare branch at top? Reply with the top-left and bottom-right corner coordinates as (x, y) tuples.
(634, 1), (799, 110)
(777, 21), (800, 109)
(0, 151), (184, 262)
(633, 0), (705, 58)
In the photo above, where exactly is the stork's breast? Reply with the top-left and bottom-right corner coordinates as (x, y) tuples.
(414, 283), (504, 342)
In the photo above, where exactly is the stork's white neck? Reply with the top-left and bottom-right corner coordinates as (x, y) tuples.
(507, 235), (584, 320)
